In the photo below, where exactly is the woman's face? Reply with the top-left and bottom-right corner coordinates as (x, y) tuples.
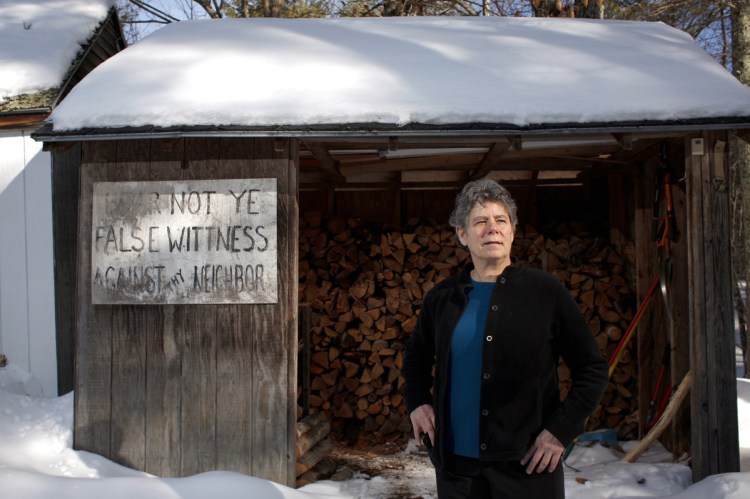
(456, 201), (514, 268)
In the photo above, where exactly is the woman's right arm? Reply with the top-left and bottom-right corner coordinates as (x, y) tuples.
(402, 292), (438, 444)
(410, 403), (436, 446)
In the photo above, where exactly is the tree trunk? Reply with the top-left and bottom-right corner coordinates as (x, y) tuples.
(239, 0), (250, 17)
(382, 1), (406, 16)
(732, 0), (750, 377)
(530, 0), (563, 17)
(193, 0), (223, 18)
(574, 0), (605, 19)
(262, 0), (283, 17)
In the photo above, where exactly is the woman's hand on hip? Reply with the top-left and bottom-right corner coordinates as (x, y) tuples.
(520, 429), (564, 474)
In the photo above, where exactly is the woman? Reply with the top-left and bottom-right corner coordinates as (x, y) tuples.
(402, 178), (608, 499)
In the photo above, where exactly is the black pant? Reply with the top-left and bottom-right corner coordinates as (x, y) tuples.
(435, 454), (564, 499)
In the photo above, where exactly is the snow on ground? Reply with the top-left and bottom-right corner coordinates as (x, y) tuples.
(2, 360), (750, 498)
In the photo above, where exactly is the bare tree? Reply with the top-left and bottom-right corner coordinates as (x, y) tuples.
(613, 1), (730, 61)
(529, 0), (606, 18)
(262, 0), (283, 16)
(573, 0), (606, 18)
(731, 0), (750, 376)
(193, 0), (226, 17)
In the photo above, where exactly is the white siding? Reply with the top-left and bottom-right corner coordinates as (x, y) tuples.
(0, 130), (56, 396)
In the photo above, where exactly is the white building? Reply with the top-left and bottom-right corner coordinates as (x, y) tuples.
(0, 0), (124, 395)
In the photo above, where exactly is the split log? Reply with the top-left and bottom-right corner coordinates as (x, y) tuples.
(295, 412), (333, 479)
(295, 438), (334, 477)
(296, 412), (331, 458)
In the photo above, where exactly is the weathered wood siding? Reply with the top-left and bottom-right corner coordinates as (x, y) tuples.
(72, 137), (298, 484)
(684, 131), (739, 480)
(52, 141), (82, 395)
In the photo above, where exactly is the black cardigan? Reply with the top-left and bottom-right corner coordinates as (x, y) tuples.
(402, 261), (608, 468)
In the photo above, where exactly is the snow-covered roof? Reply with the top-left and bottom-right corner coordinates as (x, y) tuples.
(49, 15), (750, 133)
(0, 0), (115, 104)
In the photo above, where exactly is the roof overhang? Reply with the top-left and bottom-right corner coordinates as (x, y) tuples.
(1, 108), (50, 130)
(32, 117), (750, 143)
(34, 118), (749, 189)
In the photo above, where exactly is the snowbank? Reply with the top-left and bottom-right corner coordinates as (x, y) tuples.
(3, 360), (750, 498)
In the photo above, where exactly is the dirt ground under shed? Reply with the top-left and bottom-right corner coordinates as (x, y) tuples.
(327, 438), (436, 499)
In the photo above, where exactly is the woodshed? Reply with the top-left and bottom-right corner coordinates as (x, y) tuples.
(33, 15), (750, 486)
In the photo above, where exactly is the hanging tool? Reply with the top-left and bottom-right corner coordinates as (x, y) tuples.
(608, 274), (660, 378)
(652, 141), (678, 312)
(647, 141), (678, 433)
(646, 346), (671, 429)
(651, 141), (677, 251)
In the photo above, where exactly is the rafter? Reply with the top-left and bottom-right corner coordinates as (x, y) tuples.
(304, 140), (345, 183)
(468, 138), (514, 180)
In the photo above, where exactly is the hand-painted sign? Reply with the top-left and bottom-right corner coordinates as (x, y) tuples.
(91, 179), (277, 304)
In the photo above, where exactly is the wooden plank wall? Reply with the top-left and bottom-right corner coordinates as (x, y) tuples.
(72, 137), (298, 485)
(684, 131), (740, 480)
(52, 142), (81, 395)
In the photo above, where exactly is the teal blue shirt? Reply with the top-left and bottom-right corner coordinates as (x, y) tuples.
(446, 279), (494, 458)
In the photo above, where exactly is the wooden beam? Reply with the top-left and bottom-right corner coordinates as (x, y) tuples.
(299, 177), (586, 191)
(45, 141), (76, 153)
(609, 138), (662, 163)
(338, 143), (619, 168)
(338, 153), (484, 176)
(611, 133), (634, 150)
(0, 113), (47, 129)
(469, 139), (512, 180)
(732, 129), (750, 146)
(684, 131), (739, 481)
(303, 141), (345, 183)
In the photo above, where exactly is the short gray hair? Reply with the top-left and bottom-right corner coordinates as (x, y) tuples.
(448, 178), (518, 229)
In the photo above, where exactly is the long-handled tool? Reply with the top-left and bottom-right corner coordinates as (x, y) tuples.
(652, 141), (677, 250)
(608, 274), (661, 378)
(622, 372), (692, 463)
(646, 346), (671, 429)
(652, 141), (677, 314)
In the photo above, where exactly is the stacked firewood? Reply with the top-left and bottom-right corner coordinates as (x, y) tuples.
(295, 411), (335, 484)
(298, 215), (638, 446)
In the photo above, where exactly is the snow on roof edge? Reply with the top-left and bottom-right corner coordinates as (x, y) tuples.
(34, 116), (750, 142)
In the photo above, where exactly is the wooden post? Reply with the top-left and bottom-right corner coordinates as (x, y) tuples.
(51, 142), (82, 395)
(684, 131), (739, 480)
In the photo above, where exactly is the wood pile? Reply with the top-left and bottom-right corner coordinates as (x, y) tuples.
(298, 215), (639, 447)
(295, 411), (335, 485)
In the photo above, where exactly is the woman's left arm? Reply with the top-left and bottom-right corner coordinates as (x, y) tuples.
(544, 282), (610, 447)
